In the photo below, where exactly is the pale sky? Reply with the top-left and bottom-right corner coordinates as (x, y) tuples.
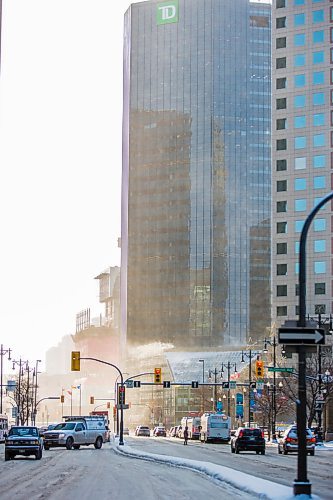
(0, 0), (135, 366)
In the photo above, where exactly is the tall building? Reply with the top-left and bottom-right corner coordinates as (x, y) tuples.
(122, 0), (272, 352)
(272, 0), (332, 326)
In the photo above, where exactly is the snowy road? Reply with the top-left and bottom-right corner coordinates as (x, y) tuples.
(0, 443), (253, 500)
(124, 436), (332, 499)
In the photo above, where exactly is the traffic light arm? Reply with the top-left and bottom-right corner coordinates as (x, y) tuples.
(124, 372), (155, 382)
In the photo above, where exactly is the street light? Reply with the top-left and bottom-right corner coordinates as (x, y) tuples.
(221, 362), (237, 416)
(208, 367), (222, 411)
(12, 358), (29, 425)
(199, 359), (205, 414)
(241, 349), (259, 426)
(262, 336), (278, 441)
(0, 345), (11, 414)
(32, 360), (42, 425)
(198, 360), (205, 383)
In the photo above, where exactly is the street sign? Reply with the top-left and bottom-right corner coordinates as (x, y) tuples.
(125, 380), (134, 388)
(133, 380), (141, 388)
(249, 382), (256, 389)
(278, 327), (325, 345)
(222, 382), (229, 389)
(268, 367), (294, 373)
(116, 404), (129, 410)
(191, 381), (199, 388)
(257, 382), (264, 390)
(229, 381), (236, 389)
(163, 381), (171, 388)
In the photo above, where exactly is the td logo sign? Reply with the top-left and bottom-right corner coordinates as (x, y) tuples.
(157, 0), (179, 25)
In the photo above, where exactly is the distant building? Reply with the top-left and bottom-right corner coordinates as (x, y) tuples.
(121, 0), (272, 352)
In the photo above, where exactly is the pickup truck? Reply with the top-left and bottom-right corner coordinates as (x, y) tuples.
(43, 416), (108, 450)
(5, 426), (43, 460)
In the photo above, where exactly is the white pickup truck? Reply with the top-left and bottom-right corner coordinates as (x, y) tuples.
(43, 416), (109, 450)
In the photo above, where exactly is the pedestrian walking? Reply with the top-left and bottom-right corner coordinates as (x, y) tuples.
(183, 426), (189, 445)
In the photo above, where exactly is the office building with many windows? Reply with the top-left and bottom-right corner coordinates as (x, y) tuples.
(121, 0), (271, 352)
(272, 0), (333, 325)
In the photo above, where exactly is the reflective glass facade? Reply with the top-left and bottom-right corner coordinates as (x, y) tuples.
(122, 0), (271, 350)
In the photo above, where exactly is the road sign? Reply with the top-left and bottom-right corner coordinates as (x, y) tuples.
(133, 380), (141, 388)
(278, 327), (325, 345)
(268, 367), (294, 373)
(229, 381), (236, 389)
(116, 404), (129, 410)
(163, 381), (171, 388)
(222, 382), (229, 389)
(257, 382), (264, 390)
(249, 382), (256, 389)
(191, 381), (199, 388)
(125, 380), (134, 388)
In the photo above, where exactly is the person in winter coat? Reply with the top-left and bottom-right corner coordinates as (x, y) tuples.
(183, 426), (189, 445)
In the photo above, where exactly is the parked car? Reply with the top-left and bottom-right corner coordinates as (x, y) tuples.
(230, 427), (265, 455)
(5, 426), (43, 461)
(153, 426), (166, 437)
(135, 426), (150, 437)
(278, 426), (316, 456)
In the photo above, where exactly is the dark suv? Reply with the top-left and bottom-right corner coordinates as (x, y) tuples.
(5, 426), (43, 461)
(230, 427), (265, 455)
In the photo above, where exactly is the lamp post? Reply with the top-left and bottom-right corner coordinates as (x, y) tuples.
(12, 358), (29, 425)
(241, 350), (259, 426)
(199, 359), (205, 413)
(0, 345), (11, 414)
(263, 336), (278, 440)
(32, 360), (42, 425)
(208, 368), (221, 411)
(221, 362), (237, 416)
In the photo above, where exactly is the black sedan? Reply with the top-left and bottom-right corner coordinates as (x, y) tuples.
(230, 427), (265, 455)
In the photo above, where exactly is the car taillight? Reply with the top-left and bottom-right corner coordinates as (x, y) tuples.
(285, 437), (292, 443)
(239, 430), (243, 438)
(308, 437), (316, 443)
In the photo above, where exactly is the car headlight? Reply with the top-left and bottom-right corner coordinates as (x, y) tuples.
(6, 440), (14, 445)
(34, 440), (40, 445)
(58, 433), (66, 439)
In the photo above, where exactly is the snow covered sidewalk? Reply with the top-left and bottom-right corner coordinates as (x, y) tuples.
(111, 438), (320, 499)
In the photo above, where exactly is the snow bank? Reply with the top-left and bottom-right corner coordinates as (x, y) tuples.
(112, 438), (320, 499)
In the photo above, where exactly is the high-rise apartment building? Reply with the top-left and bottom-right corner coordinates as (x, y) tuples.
(121, 0), (271, 351)
(272, 0), (332, 326)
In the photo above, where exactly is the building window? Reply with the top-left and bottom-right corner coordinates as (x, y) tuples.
(276, 37), (287, 49)
(276, 17), (286, 28)
(277, 242), (287, 254)
(295, 241), (300, 253)
(295, 220), (304, 232)
(315, 304), (326, 314)
(314, 239), (326, 252)
(277, 222), (287, 233)
(276, 77), (287, 89)
(277, 200), (287, 212)
(294, 13), (305, 26)
(314, 261), (326, 274)
(276, 0), (286, 7)
(277, 139), (287, 150)
(313, 113), (325, 127)
(312, 10), (324, 23)
(295, 199), (306, 211)
(315, 282), (326, 294)
(295, 178), (306, 190)
(313, 71), (324, 85)
(294, 33), (305, 46)
(277, 180), (287, 192)
(294, 54), (306, 66)
(294, 0), (304, 4)
(295, 284), (299, 296)
(313, 93), (324, 105)
(295, 74), (306, 87)
(313, 134), (325, 147)
(277, 285), (287, 297)
(314, 175), (326, 189)
(295, 263), (299, 274)
(277, 264), (287, 276)
(295, 136), (306, 149)
(294, 115), (306, 128)
(277, 159), (287, 171)
(313, 51), (324, 64)
(277, 98), (287, 109)
(276, 57), (287, 69)
(313, 30), (324, 43)
(313, 155), (325, 168)
(314, 218), (326, 231)
(295, 157), (306, 169)
(277, 118), (287, 130)
(294, 95), (306, 107)
(277, 306), (287, 317)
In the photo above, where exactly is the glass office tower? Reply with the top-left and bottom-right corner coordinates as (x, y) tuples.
(122, 0), (271, 351)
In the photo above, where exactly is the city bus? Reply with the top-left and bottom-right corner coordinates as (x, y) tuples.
(199, 413), (231, 443)
(0, 414), (9, 442)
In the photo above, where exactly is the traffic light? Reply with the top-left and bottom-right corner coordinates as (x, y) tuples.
(118, 386), (126, 405)
(71, 351), (80, 371)
(60, 395), (65, 403)
(107, 402), (111, 409)
(154, 367), (162, 384)
(90, 396), (94, 405)
(256, 360), (264, 378)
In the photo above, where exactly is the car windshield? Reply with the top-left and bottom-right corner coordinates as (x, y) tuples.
(287, 428), (312, 438)
(140, 427), (149, 430)
(9, 427), (38, 437)
(53, 423), (76, 431)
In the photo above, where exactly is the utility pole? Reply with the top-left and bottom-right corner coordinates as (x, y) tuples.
(221, 361), (237, 416)
(0, 345), (12, 414)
